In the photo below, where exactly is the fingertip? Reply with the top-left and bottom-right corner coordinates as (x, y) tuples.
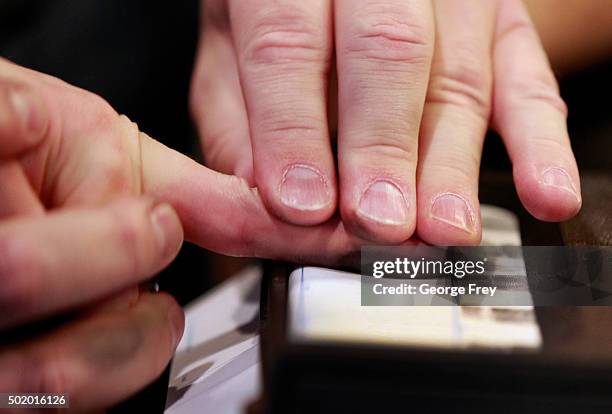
(262, 163), (337, 226)
(342, 179), (415, 244)
(517, 185), (582, 222)
(515, 166), (582, 222)
(516, 180), (582, 222)
(417, 192), (482, 246)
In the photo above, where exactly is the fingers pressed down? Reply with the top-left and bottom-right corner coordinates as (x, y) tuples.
(493, 0), (581, 222)
(230, 0), (337, 225)
(141, 134), (426, 266)
(335, 0), (434, 243)
(416, 0), (497, 245)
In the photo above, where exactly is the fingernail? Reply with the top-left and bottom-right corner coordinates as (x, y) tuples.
(150, 203), (183, 259)
(357, 180), (409, 225)
(8, 89), (46, 136)
(541, 167), (580, 200)
(279, 164), (331, 211)
(167, 303), (185, 348)
(430, 193), (475, 233)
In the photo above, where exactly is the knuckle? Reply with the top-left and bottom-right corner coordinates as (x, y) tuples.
(514, 74), (567, 115)
(428, 161), (479, 188)
(72, 109), (137, 199)
(497, 15), (533, 44)
(91, 145), (133, 196)
(0, 235), (45, 310)
(428, 56), (492, 119)
(99, 146), (127, 176)
(91, 95), (117, 125)
(350, 138), (417, 165)
(243, 8), (329, 66)
(76, 90), (118, 131)
(256, 111), (323, 139)
(527, 135), (572, 156)
(343, 8), (433, 64)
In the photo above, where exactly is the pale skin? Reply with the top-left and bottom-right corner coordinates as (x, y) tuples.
(0, 58), (388, 412)
(191, 0), (582, 246)
(2, 0), (612, 411)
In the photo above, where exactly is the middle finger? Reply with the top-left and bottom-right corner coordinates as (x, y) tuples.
(335, 0), (434, 243)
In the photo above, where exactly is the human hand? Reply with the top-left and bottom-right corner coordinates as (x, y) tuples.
(0, 59), (187, 412)
(0, 56), (374, 411)
(1, 54), (409, 409)
(191, 0), (581, 245)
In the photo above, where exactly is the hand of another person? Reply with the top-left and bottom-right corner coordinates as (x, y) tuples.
(191, 0), (581, 245)
(0, 58), (187, 412)
(1, 55), (408, 410)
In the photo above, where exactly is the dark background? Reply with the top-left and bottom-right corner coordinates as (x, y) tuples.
(0, 0), (213, 308)
(0, 0), (610, 411)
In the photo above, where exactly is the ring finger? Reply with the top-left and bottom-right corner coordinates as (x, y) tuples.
(416, 0), (497, 245)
